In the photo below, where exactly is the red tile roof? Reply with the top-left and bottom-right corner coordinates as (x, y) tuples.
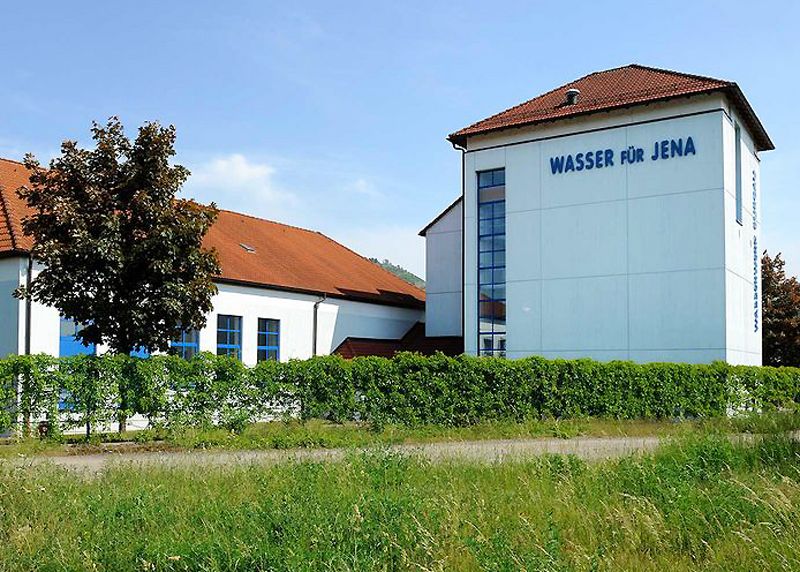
(206, 209), (424, 307)
(0, 157), (35, 254)
(448, 64), (773, 151)
(334, 322), (463, 358)
(0, 157), (425, 309)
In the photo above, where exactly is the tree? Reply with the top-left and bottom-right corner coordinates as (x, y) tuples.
(15, 117), (221, 356)
(762, 251), (800, 366)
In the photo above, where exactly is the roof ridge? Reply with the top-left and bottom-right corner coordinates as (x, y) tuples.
(450, 65), (648, 137)
(217, 207), (321, 236)
(451, 64), (731, 138)
(0, 156), (28, 168)
(626, 63), (733, 86)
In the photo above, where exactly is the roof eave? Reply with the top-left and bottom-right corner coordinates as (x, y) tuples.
(447, 86), (774, 152)
(418, 196), (463, 236)
(213, 276), (425, 310)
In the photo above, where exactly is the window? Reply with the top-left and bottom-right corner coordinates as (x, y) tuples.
(130, 348), (150, 359)
(477, 168), (506, 357)
(735, 122), (743, 225)
(257, 318), (280, 362)
(216, 315), (242, 359)
(59, 317), (95, 357)
(171, 329), (199, 360)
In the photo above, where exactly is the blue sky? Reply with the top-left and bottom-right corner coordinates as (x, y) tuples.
(1, 1), (797, 278)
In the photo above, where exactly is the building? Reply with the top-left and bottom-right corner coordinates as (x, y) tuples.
(422, 65), (773, 365)
(0, 157), (432, 364)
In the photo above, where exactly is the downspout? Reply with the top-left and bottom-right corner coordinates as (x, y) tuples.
(24, 256), (32, 355)
(451, 140), (467, 345)
(312, 294), (327, 356)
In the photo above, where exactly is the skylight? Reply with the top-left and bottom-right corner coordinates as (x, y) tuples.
(239, 243), (256, 253)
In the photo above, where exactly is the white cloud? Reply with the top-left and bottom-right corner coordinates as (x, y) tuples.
(183, 154), (298, 219)
(345, 177), (382, 198)
(182, 154), (426, 278)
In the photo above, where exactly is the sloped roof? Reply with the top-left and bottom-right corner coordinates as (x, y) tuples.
(334, 322), (463, 358)
(206, 209), (424, 307)
(0, 157), (424, 309)
(419, 196), (462, 237)
(0, 157), (35, 253)
(448, 64), (773, 151)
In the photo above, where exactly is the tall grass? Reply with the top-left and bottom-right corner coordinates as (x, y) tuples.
(1, 434), (799, 571)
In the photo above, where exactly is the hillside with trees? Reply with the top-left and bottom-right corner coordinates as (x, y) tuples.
(369, 258), (425, 289)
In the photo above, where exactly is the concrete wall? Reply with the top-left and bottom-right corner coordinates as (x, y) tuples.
(722, 103), (762, 365)
(460, 94), (761, 364)
(0, 257), (23, 358)
(424, 200), (463, 337)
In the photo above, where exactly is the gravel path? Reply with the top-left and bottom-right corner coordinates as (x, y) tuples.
(3, 435), (673, 473)
(4, 433), (775, 474)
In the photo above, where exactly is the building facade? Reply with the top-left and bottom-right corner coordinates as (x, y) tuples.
(0, 158), (426, 364)
(422, 65), (773, 365)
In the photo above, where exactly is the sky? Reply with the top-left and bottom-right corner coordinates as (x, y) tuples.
(1, 1), (798, 278)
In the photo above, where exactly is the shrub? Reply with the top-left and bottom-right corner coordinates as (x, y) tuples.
(2, 351), (800, 436)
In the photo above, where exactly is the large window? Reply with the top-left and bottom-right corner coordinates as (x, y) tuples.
(171, 329), (199, 360)
(59, 317), (95, 357)
(735, 122), (743, 225)
(257, 318), (280, 362)
(477, 168), (506, 357)
(216, 315), (242, 359)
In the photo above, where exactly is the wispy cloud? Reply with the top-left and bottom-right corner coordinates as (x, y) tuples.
(183, 154), (298, 219)
(181, 153), (425, 276)
(345, 177), (383, 199)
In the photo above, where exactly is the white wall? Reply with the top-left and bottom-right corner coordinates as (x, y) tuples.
(722, 104), (763, 365)
(459, 94), (761, 364)
(13, 275), (422, 364)
(200, 283), (422, 364)
(424, 200), (462, 337)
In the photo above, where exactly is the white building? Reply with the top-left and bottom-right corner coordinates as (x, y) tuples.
(422, 65), (773, 365)
(0, 157), (428, 364)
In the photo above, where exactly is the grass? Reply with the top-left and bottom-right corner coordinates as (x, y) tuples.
(2, 410), (799, 458)
(1, 433), (799, 571)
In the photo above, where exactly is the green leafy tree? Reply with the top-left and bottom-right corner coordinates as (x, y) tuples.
(762, 251), (800, 366)
(15, 117), (220, 355)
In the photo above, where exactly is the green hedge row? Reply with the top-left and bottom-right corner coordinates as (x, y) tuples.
(1, 352), (800, 436)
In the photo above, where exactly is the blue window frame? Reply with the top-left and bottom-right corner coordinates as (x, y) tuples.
(257, 318), (280, 362)
(216, 315), (242, 359)
(171, 329), (199, 360)
(59, 317), (96, 357)
(477, 168), (506, 357)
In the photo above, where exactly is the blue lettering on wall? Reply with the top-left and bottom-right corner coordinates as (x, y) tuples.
(752, 171), (759, 333)
(549, 136), (696, 175)
(754, 236), (759, 333)
(651, 136), (695, 161)
(752, 170), (758, 231)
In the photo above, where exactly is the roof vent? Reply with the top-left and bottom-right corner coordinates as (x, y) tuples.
(239, 243), (257, 253)
(565, 88), (580, 105)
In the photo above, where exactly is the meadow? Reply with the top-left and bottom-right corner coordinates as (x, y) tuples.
(1, 432), (799, 571)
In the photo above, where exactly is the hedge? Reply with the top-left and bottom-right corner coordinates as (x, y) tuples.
(1, 352), (800, 436)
